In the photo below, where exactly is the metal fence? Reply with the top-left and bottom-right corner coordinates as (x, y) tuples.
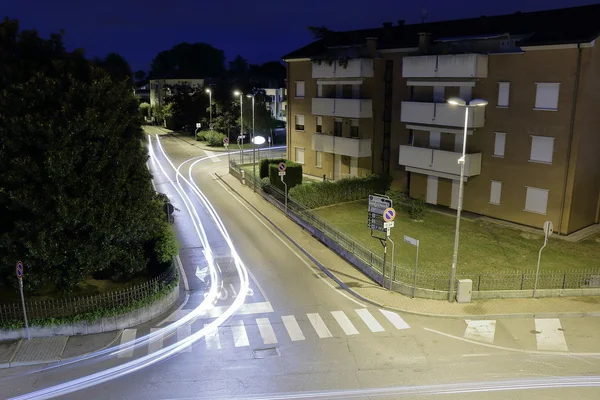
(0, 264), (177, 325)
(229, 161), (600, 293)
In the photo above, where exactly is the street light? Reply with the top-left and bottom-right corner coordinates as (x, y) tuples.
(247, 94), (256, 192)
(446, 96), (488, 303)
(205, 88), (212, 131)
(234, 91), (243, 163)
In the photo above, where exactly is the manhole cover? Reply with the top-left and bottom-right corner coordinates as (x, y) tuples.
(252, 347), (280, 359)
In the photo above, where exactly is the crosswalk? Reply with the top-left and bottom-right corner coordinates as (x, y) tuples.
(116, 308), (410, 358)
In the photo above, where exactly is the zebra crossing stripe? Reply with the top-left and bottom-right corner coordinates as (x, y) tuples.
(282, 315), (305, 341)
(231, 320), (250, 347)
(535, 319), (569, 352)
(257, 318), (278, 344)
(148, 328), (164, 354)
(307, 313), (333, 338)
(379, 309), (410, 330)
(464, 320), (496, 344)
(177, 325), (192, 352)
(356, 309), (384, 332)
(331, 311), (359, 335)
(204, 324), (221, 350)
(117, 329), (136, 358)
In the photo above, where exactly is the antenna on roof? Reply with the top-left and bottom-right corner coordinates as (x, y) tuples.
(421, 8), (429, 23)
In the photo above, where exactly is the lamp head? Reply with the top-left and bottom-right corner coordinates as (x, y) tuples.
(233, 91), (241, 96)
(469, 98), (488, 107)
(447, 97), (467, 107)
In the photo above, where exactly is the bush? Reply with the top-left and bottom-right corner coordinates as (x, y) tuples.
(259, 157), (286, 179)
(205, 130), (227, 147)
(260, 177), (270, 191)
(289, 174), (392, 209)
(269, 162), (302, 191)
(154, 224), (179, 263)
(195, 130), (212, 141)
(409, 197), (426, 221)
(385, 188), (408, 206)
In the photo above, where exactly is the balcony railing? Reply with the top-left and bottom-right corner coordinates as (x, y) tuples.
(398, 145), (482, 178)
(312, 134), (371, 158)
(312, 98), (373, 119)
(401, 101), (485, 128)
(312, 59), (374, 79)
(402, 54), (488, 78)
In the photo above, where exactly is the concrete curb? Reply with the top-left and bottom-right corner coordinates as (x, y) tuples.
(215, 173), (600, 320)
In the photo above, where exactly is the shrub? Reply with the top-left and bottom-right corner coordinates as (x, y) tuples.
(409, 197), (426, 221)
(260, 177), (270, 191)
(289, 174), (392, 209)
(269, 162), (302, 191)
(385, 188), (408, 206)
(204, 130), (227, 147)
(259, 157), (286, 179)
(195, 130), (212, 141)
(154, 224), (179, 263)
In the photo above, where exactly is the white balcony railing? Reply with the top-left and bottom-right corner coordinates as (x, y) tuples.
(401, 101), (485, 128)
(398, 145), (482, 178)
(312, 59), (374, 79)
(402, 54), (488, 78)
(312, 134), (371, 158)
(312, 98), (373, 119)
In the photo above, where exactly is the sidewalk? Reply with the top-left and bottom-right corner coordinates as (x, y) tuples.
(0, 331), (121, 369)
(217, 172), (600, 320)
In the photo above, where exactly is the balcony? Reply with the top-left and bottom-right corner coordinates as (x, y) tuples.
(312, 58), (374, 79)
(401, 101), (485, 128)
(312, 134), (371, 158)
(402, 54), (488, 78)
(312, 98), (372, 119)
(398, 145), (482, 178)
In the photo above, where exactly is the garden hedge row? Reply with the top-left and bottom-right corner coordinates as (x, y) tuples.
(269, 162), (302, 191)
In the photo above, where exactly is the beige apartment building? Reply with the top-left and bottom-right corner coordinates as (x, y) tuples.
(283, 4), (600, 235)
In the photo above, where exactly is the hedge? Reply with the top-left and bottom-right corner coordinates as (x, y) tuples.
(289, 174), (392, 209)
(204, 130), (227, 147)
(259, 157), (286, 179)
(269, 162), (302, 191)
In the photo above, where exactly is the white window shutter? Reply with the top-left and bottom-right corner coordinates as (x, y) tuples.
(351, 119), (359, 127)
(535, 83), (560, 110)
(315, 151), (322, 167)
(530, 136), (554, 163)
(295, 147), (305, 164)
(497, 82), (510, 107)
(494, 132), (506, 157)
(489, 181), (502, 204)
(316, 116), (322, 125)
(525, 187), (549, 214)
(317, 84), (323, 97)
(295, 114), (305, 126)
(296, 81), (305, 98)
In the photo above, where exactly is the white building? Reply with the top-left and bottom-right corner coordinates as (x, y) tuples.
(262, 88), (287, 122)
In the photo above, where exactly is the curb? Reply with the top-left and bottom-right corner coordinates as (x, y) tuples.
(215, 173), (600, 320)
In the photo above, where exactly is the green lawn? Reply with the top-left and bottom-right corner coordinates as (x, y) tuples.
(313, 200), (600, 288)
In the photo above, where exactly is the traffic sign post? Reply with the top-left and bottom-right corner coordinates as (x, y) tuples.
(278, 163), (288, 214)
(163, 202), (174, 223)
(404, 235), (420, 298)
(367, 195), (395, 288)
(16, 261), (30, 340)
(533, 221), (553, 298)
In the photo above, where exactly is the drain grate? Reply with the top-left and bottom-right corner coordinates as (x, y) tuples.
(252, 347), (280, 359)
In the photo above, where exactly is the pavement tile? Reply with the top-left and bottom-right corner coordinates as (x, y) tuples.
(0, 340), (20, 365)
(11, 336), (68, 364)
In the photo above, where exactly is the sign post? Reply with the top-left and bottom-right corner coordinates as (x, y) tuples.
(224, 137), (230, 165)
(278, 162), (287, 214)
(404, 236), (420, 298)
(16, 261), (30, 340)
(368, 195), (394, 288)
(163, 202), (174, 223)
(533, 221), (553, 298)
(383, 207), (396, 290)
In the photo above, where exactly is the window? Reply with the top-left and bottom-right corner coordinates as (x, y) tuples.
(317, 84), (323, 98)
(525, 187), (549, 215)
(352, 85), (360, 99)
(295, 147), (305, 164)
(295, 114), (305, 131)
(493, 132), (506, 157)
(316, 116), (322, 133)
(535, 83), (560, 110)
(433, 86), (444, 102)
(530, 136), (554, 164)
(315, 151), (322, 168)
(295, 81), (305, 98)
(350, 119), (359, 138)
(489, 181), (502, 205)
(497, 82), (510, 107)
(334, 118), (343, 137)
(335, 85), (343, 98)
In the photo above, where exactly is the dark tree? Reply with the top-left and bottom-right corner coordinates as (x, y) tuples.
(163, 84), (210, 133)
(307, 26), (333, 40)
(134, 70), (146, 82)
(150, 42), (226, 79)
(96, 52), (133, 83)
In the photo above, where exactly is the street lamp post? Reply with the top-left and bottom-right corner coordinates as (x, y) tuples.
(446, 97), (488, 303)
(205, 88), (212, 131)
(234, 91), (243, 164)
(247, 94), (256, 192)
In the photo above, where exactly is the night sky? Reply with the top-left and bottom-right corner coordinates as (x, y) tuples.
(5, 0), (597, 73)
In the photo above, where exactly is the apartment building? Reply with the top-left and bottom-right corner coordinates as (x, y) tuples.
(149, 78), (205, 108)
(262, 87), (288, 122)
(283, 4), (600, 235)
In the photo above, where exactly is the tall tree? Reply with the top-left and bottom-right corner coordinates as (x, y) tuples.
(0, 18), (167, 291)
(307, 26), (333, 40)
(134, 70), (146, 82)
(150, 42), (226, 78)
(241, 90), (280, 134)
(96, 52), (133, 83)
(228, 55), (249, 78)
(163, 84), (209, 133)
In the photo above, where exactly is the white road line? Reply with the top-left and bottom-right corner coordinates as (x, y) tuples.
(307, 313), (333, 338)
(331, 311), (359, 335)
(229, 283), (238, 297)
(117, 329), (136, 358)
(165, 308), (193, 323)
(231, 320), (250, 347)
(535, 319), (569, 352)
(281, 315), (305, 341)
(148, 328), (164, 354)
(206, 301), (274, 318)
(204, 324), (222, 350)
(257, 318), (278, 344)
(356, 309), (384, 332)
(463, 320), (496, 344)
(204, 150), (220, 162)
(177, 325), (192, 352)
(379, 309), (411, 330)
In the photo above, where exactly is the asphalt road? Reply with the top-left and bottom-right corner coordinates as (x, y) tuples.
(1, 129), (599, 400)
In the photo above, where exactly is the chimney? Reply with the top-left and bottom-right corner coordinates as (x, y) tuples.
(418, 32), (432, 52)
(366, 37), (378, 58)
(397, 20), (405, 27)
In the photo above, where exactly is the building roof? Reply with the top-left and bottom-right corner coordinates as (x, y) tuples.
(282, 4), (600, 60)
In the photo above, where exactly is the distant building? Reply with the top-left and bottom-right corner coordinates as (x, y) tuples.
(135, 82), (150, 103)
(149, 78), (205, 108)
(261, 88), (287, 122)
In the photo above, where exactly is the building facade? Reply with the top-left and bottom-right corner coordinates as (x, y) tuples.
(283, 5), (600, 235)
(149, 78), (205, 108)
(261, 88), (287, 123)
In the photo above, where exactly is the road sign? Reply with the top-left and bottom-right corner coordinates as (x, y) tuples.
(383, 221), (395, 229)
(223, 137), (229, 144)
(278, 171), (286, 176)
(404, 235), (419, 247)
(278, 162), (287, 172)
(16, 261), (23, 279)
(543, 221), (554, 238)
(383, 207), (396, 222)
(196, 123), (202, 128)
(368, 195), (392, 232)
(163, 202), (174, 215)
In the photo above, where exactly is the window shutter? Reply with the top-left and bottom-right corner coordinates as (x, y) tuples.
(525, 187), (549, 214)
(497, 82), (510, 107)
(530, 136), (554, 163)
(535, 83), (560, 110)
(489, 181), (502, 204)
(494, 132), (506, 157)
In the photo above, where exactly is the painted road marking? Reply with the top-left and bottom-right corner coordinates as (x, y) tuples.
(281, 315), (305, 341)
(356, 309), (384, 332)
(535, 319), (569, 352)
(307, 313), (333, 338)
(257, 318), (278, 344)
(148, 328), (164, 354)
(464, 320), (496, 344)
(204, 150), (220, 162)
(379, 309), (410, 330)
(204, 324), (222, 350)
(231, 320), (250, 347)
(229, 283), (238, 297)
(331, 311), (359, 335)
(117, 329), (136, 358)
(165, 309), (193, 322)
(177, 325), (192, 352)
(205, 301), (274, 319)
